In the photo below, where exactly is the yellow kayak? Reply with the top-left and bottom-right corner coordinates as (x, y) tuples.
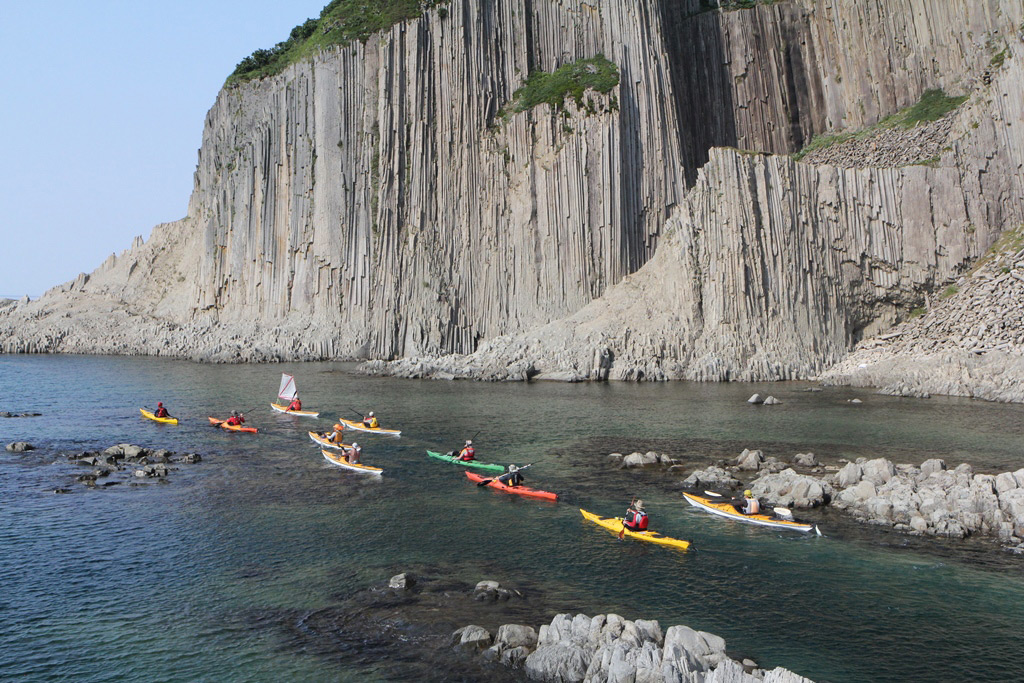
(270, 403), (320, 417)
(336, 417), (401, 436)
(321, 448), (382, 475)
(308, 431), (351, 451)
(140, 408), (178, 425)
(580, 509), (690, 550)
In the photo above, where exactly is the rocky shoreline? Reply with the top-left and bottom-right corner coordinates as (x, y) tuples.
(681, 448), (1024, 554)
(456, 611), (812, 683)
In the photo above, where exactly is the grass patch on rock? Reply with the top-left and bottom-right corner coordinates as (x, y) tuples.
(792, 88), (967, 161)
(227, 1), (450, 86)
(503, 55), (619, 116)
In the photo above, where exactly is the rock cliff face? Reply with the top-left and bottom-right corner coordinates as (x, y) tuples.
(2, 0), (1023, 392)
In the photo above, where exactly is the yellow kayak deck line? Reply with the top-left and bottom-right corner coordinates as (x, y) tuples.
(140, 408), (178, 425)
(337, 418), (401, 436)
(270, 403), (320, 417)
(580, 509), (690, 550)
(682, 493), (815, 532)
(308, 431), (352, 450)
(321, 448), (382, 475)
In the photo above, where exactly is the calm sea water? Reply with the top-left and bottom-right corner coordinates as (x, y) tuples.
(1, 355), (1023, 682)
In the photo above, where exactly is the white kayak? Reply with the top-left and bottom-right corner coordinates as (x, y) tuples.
(321, 448), (382, 475)
(271, 402), (320, 417)
(336, 417), (401, 436)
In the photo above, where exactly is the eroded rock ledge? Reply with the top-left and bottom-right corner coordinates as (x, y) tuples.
(457, 612), (813, 683)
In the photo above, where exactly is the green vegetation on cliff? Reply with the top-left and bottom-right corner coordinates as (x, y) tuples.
(793, 88), (968, 160)
(227, 1), (450, 85)
(504, 55), (619, 115)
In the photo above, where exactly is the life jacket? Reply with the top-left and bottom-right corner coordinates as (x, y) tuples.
(624, 509), (649, 530)
(459, 446), (475, 461)
(366, 417), (379, 428)
(155, 407), (169, 417)
(347, 445), (362, 462)
(288, 399), (301, 411)
(744, 498), (760, 515)
(226, 416), (241, 426)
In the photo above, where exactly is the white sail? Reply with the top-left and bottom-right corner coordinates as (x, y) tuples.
(278, 373), (297, 401)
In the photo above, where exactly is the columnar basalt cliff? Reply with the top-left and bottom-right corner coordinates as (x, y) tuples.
(2, 0), (1023, 395)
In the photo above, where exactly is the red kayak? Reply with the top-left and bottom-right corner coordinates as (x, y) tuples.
(208, 416), (258, 433)
(464, 471), (557, 501)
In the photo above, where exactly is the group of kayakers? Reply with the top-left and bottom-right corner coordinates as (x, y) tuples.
(148, 394), (765, 538)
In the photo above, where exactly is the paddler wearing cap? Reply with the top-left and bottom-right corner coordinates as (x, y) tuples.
(738, 489), (760, 515)
(620, 498), (649, 538)
(498, 463), (525, 487)
(456, 440), (476, 462)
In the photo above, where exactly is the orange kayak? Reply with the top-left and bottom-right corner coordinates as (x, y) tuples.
(208, 416), (258, 433)
(465, 471), (557, 501)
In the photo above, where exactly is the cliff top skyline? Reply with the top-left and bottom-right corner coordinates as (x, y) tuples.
(0, 0), (325, 297)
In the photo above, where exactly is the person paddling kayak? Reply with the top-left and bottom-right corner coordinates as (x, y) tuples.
(619, 499), (649, 539)
(455, 440), (476, 462)
(736, 490), (760, 515)
(362, 412), (379, 429)
(343, 442), (362, 464)
(153, 402), (171, 418)
(320, 424), (345, 444)
(225, 411), (246, 426)
(497, 463), (524, 487)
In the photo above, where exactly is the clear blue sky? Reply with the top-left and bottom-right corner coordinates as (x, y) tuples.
(0, 1), (328, 298)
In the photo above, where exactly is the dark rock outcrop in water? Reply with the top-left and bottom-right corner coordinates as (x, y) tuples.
(1, 1), (1023, 400)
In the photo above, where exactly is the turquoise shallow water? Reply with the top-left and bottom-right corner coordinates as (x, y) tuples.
(1, 354), (1023, 682)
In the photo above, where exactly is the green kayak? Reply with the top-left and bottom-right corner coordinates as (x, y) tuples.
(426, 450), (506, 474)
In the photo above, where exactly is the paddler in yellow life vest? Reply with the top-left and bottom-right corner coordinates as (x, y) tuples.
(362, 412), (379, 429)
(738, 490), (760, 515)
(321, 424), (344, 444)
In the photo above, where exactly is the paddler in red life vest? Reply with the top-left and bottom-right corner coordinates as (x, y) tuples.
(154, 402), (170, 418)
(225, 411), (245, 426)
(622, 499), (649, 532)
(738, 490), (760, 515)
(286, 395), (302, 412)
(344, 442), (362, 464)
(362, 412), (379, 429)
(456, 440), (476, 462)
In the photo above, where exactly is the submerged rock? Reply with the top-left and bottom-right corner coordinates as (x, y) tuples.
(5, 442), (35, 452)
